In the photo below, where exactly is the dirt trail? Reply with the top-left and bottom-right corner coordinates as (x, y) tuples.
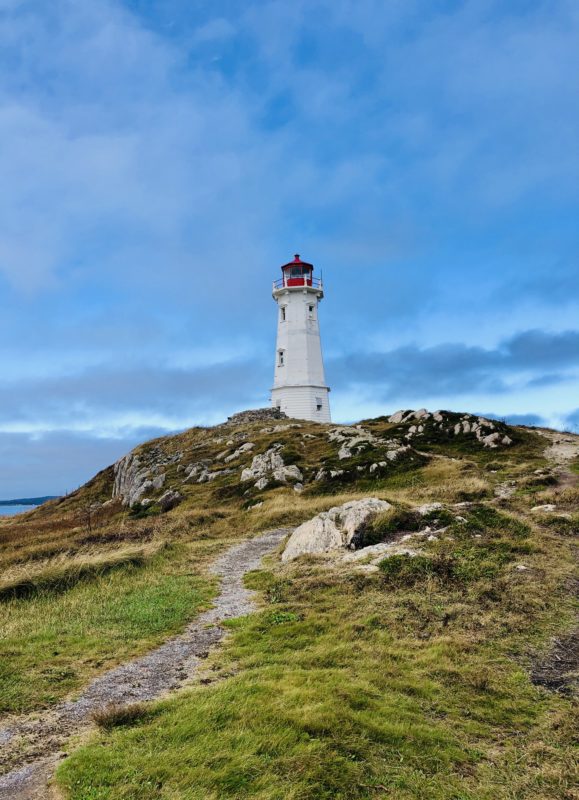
(539, 428), (579, 488)
(0, 527), (291, 800)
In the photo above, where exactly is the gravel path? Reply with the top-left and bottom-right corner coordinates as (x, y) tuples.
(0, 527), (291, 800)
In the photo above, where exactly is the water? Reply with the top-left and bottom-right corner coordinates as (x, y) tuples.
(0, 504), (38, 517)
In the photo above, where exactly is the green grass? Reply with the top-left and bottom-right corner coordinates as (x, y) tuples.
(57, 505), (577, 800)
(0, 545), (214, 714)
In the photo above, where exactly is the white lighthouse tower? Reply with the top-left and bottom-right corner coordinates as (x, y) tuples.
(271, 254), (331, 422)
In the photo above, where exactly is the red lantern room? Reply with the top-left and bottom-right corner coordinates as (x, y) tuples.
(274, 254), (321, 289)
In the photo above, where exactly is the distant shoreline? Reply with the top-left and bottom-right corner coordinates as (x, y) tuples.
(0, 496), (58, 507)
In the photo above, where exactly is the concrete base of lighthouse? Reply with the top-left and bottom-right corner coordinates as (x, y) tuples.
(271, 385), (331, 423)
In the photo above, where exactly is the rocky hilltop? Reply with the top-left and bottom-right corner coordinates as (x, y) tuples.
(108, 407), (517, 513)
(1, 406), (577, 800)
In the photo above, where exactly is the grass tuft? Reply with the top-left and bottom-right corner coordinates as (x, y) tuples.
(92, 702), (150, 730)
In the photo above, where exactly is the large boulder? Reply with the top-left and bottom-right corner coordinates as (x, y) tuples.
(282, 498), (391, 562)
(158, 490), (183, 512)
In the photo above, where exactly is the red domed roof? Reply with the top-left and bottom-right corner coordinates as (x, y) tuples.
(281, 253), (313, 270)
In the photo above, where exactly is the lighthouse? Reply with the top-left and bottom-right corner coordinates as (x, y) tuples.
(271, 254), (331, 422)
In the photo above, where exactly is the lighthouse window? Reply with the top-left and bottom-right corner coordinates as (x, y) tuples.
(308, 304), (315, 318)
(278, 349), (285, 366)
(316, 397), (323, 412)
(280, 306), (286, 321)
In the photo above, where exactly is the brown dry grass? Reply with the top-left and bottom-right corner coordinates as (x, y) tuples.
(0, 540), (166, 600)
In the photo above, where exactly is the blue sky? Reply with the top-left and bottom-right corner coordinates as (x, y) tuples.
(1, 0), (578, 496)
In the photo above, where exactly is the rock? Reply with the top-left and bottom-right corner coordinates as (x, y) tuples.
(281, 498), (392, 562)
(112, 453), (167, 507)
(388, 410), (405, 424)
(338, 442), (354, 459)
(342, 542), (419, 562)
(531, 504), (557, 513)
(329, 426), (378, 460)
(275, 464), (303, 482)
(224, 442), (255, 463)
(151, 474), (166, 490)
(353, 564), (380, 574)
(416, 502), (444, 515)
(206, 468), (235, 482)
(255, 477), (269, 491)
(241, 446), (303, 487)
(386, 448), (404, 460)
(158, 490), (183, 512)
(293, 482), (304, 493)
(226, 408), (287, 426)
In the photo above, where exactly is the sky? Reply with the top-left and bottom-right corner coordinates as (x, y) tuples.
(1, 0), (578, 497)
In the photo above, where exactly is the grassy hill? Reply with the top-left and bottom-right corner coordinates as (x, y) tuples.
(0, 409), (577, 799)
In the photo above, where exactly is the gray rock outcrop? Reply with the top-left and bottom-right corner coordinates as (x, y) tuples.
(113, 453), (166, 507)
(241, 445), (303, 489)
(223, 442), (255, 463)
(282, 498), (391, 562)
(226, 408), (287, 426)
(326, 425), (411, 463)
(388, 409), (513, 449)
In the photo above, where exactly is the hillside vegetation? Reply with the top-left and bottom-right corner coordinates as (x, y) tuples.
(0, 409), (577, 799)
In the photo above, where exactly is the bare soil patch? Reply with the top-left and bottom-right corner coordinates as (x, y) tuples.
(531, 629), (579, 696)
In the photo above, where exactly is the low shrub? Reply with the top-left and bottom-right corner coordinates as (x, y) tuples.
(266, 610), (301, 625)
(128, 502), (159, 519)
